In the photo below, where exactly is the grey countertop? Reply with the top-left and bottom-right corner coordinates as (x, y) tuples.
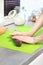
(0, 47), (30, 65)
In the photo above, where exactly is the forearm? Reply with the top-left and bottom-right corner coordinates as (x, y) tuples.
(34, 32), (43, 43)
(28, 13), (43, 36)
(11, 13), (43, 36)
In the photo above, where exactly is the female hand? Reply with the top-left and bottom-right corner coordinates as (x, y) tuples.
(11, 30), (29, 36)
(12, 35), (35, 44)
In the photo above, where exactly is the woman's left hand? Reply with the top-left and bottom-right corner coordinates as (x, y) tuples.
(12, 36), (35, 44)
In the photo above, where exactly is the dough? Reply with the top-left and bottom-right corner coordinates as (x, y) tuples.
(15, 39), (22, 47)
(0, 26), (8, 34)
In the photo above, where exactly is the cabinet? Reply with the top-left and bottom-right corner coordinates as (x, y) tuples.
(4, 0), (20, 16)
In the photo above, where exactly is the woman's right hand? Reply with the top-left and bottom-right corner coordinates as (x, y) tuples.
(11, 30), (29, 36)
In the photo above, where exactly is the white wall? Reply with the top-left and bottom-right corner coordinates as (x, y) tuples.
(20, 0), (43, 20)
(0, 0), (43, 23)
(0, 0), (4, 23)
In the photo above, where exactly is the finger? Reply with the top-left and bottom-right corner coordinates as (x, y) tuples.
(10, 32), (21, 36)
(12, 36), (24, 41)
(10, 32), (17, 36)
(10, 33), (15, 36)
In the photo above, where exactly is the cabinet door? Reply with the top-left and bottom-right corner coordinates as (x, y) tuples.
(4, 0), (20, 16)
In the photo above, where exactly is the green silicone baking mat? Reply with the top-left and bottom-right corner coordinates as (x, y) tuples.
(0, 26), (43, 54)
